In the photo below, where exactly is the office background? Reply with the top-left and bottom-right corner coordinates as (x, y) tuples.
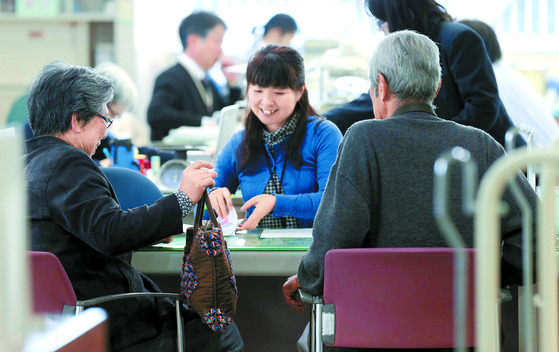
(1, 1), (558, 350)
(1, 0), (558, 132)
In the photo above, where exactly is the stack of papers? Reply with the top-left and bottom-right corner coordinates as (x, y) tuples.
(259, 228), (313, 238)
(163, 126), (218, 146)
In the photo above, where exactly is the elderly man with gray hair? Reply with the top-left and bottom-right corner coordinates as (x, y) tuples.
(283, 30), (536, 351)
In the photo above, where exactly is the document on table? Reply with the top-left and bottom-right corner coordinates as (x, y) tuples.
(259, 228), (313, 238)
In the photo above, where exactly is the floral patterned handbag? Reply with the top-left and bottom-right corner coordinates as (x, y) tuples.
(180, 189), (238, 331)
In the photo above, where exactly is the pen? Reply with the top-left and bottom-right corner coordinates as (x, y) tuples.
(237, 218), (247, 228)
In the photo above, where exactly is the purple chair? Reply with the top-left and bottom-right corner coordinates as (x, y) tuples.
(29, 251), (77, 315)
(28, 251), (187, 352)
(299, 248), (476, 351)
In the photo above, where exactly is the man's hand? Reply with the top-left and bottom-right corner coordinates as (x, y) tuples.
(238, 194), (276, 230)
(220, 55), (240, 85)
(282, 274), (306, 313)
(208, 187), (234, 220)
(179, 161), (217, 203)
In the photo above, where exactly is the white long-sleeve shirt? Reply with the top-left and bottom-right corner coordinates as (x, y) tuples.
(493, 60), (559, 148)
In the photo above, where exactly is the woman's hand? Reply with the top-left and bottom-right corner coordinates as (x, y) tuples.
(239, 194), (276, 230)
(208, 187), (234, 220)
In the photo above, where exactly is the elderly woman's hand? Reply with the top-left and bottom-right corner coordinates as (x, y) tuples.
(179, 161), (217, 203)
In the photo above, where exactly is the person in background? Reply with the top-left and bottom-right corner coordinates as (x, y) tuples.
(324, 0), (516, 147)
(321, 91), (371, 135)
(208, 44), (342, 230)
(459, 19), (559, 148)
(251, 13), (298, 52)
(90, 62), (146, 165)
(25, 60), (244, 351)
(95, 62), (150, 148)
(95, 62), (138, 123)
(283, 30), (537, 352)
(147, 11), (242, 141)
(95, 62), (177, 166)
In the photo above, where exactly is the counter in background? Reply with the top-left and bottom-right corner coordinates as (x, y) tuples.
(131, 228), (313, 276)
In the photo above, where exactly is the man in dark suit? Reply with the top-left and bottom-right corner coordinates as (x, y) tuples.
(147, 11), (242, 141)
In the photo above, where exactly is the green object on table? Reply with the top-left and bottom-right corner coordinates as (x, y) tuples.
(147, 229), (312, 251)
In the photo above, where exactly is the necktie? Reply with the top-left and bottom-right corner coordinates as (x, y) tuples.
(202, 75), (214, 114)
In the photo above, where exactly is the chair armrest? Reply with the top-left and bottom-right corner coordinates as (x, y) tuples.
(298, 288), (323, 305)
(76, 292), (184, 308)
(75, 292), (186, 352)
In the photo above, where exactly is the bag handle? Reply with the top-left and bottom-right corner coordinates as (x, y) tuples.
(193, 189), (220, 232)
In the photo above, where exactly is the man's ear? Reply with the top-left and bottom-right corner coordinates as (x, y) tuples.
(434, 80), (442, 100)
(377, 73), (389, 101)
(186, 33), (199, 49)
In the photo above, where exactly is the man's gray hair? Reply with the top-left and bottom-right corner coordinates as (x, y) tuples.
(369, 30), (441, 105)
(27, 60), (113, 136)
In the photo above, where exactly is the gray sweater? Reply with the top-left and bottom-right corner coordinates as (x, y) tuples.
(298, 103), (537, 296)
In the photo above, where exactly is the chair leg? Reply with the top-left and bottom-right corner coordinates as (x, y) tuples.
(175, 299), (184, 352)
(310, 302), (323, 352)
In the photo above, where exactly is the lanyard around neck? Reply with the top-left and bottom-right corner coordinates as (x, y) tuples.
(264, 144), (288, 186)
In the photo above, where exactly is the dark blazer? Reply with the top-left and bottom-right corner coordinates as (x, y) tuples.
(324, 22), (515, 147)
(147, 63), (242, 141)
(25, 136), (183, 351)
(434, 21), (514, 146)
(322, 92), (372, 135)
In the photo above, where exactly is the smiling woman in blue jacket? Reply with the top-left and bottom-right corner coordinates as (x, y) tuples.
(209, 44), (342, 230)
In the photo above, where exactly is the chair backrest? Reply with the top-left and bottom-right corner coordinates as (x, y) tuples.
(214, 104), (240, 160)
(101, 166), (163, 210)
(29, 251), (77, 314)
(322, 247), (476, 349)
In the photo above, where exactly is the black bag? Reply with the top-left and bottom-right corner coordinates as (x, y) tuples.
(180, 190), (238, 331)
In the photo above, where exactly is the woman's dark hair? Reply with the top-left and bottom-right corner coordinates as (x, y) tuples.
(264, 14), (298, 35)
(366, 0), (452, 39)
(240, 44), (319, 170)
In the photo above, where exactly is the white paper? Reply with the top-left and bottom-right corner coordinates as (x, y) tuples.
(218, 210), (238, 237)
(259, 228), (313, 238)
